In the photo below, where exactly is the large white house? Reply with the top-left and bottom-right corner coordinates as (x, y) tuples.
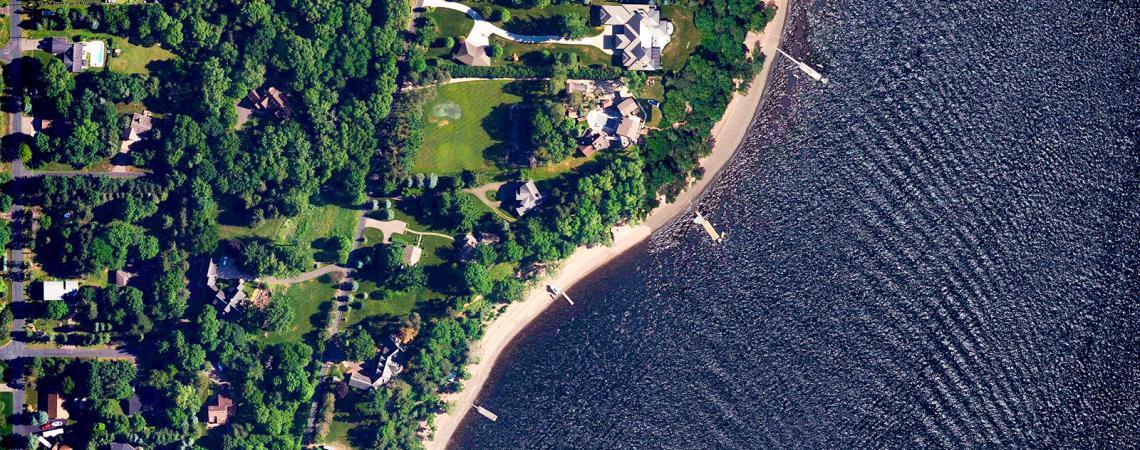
(593, 4), (674, 71)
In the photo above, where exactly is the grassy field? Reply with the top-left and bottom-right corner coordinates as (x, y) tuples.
(261, 279), (337, 345)
(218, 204), (361, 249)
(661, 4), (701, 70)
(24, 31), (175, 74)
(416, 80), (535, 175)
(491, 35), (612, 68)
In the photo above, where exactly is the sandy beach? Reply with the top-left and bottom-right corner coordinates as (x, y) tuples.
(425, 2), (790, 447)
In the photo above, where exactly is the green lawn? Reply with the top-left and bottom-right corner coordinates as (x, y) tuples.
(425, 8), (471, 40)
(478, 2), (594, 36)
(661, 4), (701, 70)
(23, 30), (176, 74)
(261, 279), (337, 345)
(218, 204), (362, 249)
(416, 80), (537, 175)
(490, 35), (612, 68)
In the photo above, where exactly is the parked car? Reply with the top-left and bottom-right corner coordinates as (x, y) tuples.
(38, 420), (62, 430)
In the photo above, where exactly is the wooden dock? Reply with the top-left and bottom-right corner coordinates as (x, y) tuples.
(475, 405), (498, 421)
(777, 48), (829, 84)
(693, 211), (723, 243)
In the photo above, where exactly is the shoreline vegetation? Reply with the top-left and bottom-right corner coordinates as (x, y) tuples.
(424, 0), (791, 447)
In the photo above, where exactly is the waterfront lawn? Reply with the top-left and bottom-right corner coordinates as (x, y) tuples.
(661, 4), (701, 70)
(416, 80), (538, 175)
(260, 279), (337, 345)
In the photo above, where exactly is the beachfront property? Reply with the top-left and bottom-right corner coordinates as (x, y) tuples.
(343, 336), (405, 391)
(47, 37), (107, 72)
(593, 4), (673, 71)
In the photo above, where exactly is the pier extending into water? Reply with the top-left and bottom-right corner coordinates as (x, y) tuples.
(777, 48), (828, 84)
(693, 211), (724, 243)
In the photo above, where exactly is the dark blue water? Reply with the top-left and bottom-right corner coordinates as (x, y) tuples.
(452, 0), (1140, 448)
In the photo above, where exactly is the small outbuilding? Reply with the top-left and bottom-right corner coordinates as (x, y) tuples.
(402, 245), (423, 267)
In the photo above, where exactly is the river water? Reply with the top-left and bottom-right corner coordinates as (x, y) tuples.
(451, 0), (1139, 447)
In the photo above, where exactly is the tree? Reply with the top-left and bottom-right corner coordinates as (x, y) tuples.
(462, 264), (493, 296)
(489, 278), (525, 303)
(494, 8), (510, 22)
(45, 301), (69, 320)
(488, 43), (504, 58)
(338, 330), (376, 362)
(262, 299), (295, 332)
(529, 100), (578, 164)
(563, 13), (589, 39)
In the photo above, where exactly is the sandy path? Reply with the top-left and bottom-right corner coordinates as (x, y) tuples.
(424, 1), (790, 448)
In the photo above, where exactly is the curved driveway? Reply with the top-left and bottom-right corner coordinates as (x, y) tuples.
(422, 0), (610, 53)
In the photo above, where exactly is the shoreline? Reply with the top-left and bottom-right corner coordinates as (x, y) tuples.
(424, 1), (791, 447)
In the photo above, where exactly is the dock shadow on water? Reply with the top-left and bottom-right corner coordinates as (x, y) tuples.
(451, 0), (1140, 448)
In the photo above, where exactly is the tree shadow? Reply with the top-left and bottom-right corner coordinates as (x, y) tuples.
(502, 16), (566, 37)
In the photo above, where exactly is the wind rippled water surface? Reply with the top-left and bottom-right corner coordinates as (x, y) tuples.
(451, 0), (1139, 447)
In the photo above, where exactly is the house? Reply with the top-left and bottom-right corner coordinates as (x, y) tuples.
(122, 112), (153, 143)
(339, 360), (364, 374)
(580, 133), (612, 157)
(370, 336), (405, 388)
(247, 87), (291, 119)
(206, 258), (248, 314)
(348, 371), (372, 390)
(123, 394), (143, 416)
(62, 40), (107, 73)
(109, 444), (139, 450)
(113, 270), (134, 287)
(514, 181), (543, 216)
(616, 97), (641, 117)
(402, 245), (423, 267)
(206, 394), (235, 428)
(593, 5), (673, 71)
(616, 116), (643, 147)
(46, 393), (69, 420)
(454, 41), (491, 67)
(42, 281), (80, 301)
(48, 37), (72, 55)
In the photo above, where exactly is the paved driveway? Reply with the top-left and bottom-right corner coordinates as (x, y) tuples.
(421, 0), (611, 53)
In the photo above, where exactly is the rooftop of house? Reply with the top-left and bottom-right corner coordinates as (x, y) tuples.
(109, 444), (138, 450)
(595, 5), (673, 71)
(206, 394), (235, 427)
(515, 181), (543, 216)
(403, 245), (423, 267)
(348, 371), (373, 390)
(616, 97), (641, 117)
(455, 41), (491, 67)
(46, 393), (70, 420)
(42, 280), (80, 301)
(616, 116), (644, 147)
(114, 270), (135, 287)
(123, 112), (153, 142)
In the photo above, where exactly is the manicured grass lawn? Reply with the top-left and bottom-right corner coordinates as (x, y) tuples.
(24, 30), (176, 74)
(529, 153), (597, 181)
(491, 36), (612, 68)
(0, 391), (12, 437)
(416, 80), (533, 175)
(362, 227), (385, 246)
(478, 2), (594, 37)
(218, 204), (362, 248)
(261, 279), (337, 345)
(661, 4), (701, 70)
(425, 8), (471, 40)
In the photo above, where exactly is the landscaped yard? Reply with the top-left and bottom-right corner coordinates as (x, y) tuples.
(416, 80), (541, 175)
(490, 35), (612, 68)
(661, 4), (701, 70)
(24, 31), (176, 74)
(218, 204), (362, 249)
(261, 279), (337, 345)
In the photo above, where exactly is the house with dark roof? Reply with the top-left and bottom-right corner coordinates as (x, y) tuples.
(109, 444), (138, 450)
(593, 5), (673, 71)
(454, 41), (491, 67)
(248, 87), (292, 119)
(514, 181), (543, 216)
(47, 393), (70, 420)
(206, 258), (248, 314)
